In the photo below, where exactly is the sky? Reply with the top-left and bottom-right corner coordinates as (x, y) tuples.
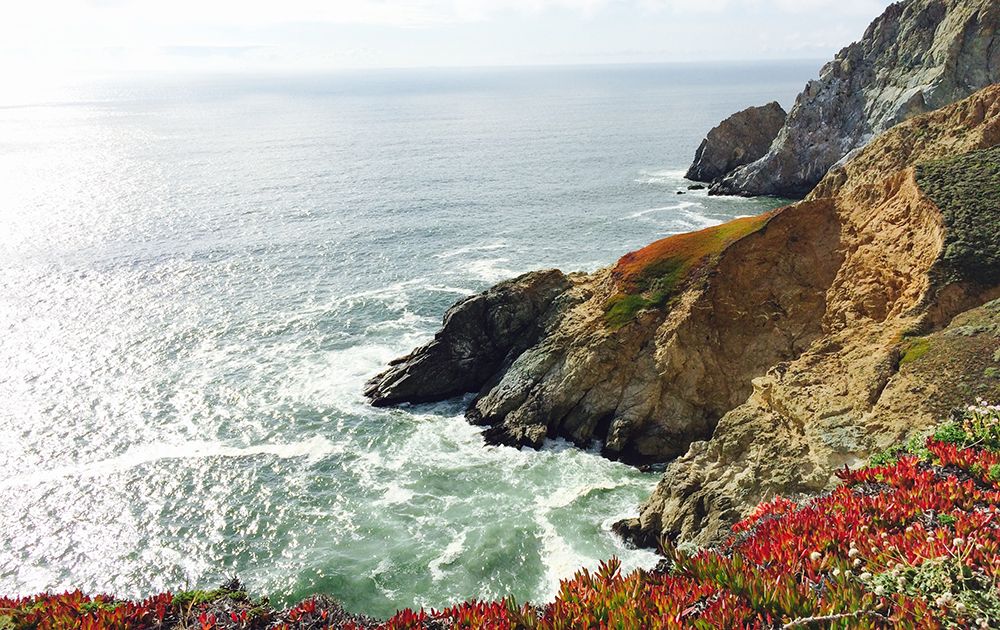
(2, 0), (898, 81)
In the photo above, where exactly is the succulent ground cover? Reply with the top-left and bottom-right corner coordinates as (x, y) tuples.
(6, 402), (1000, 629)
(604, 211), (776, 328)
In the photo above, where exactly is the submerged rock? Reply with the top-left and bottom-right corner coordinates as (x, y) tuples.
(685, 102), (786, 183)
(708, 0), (1000, 198)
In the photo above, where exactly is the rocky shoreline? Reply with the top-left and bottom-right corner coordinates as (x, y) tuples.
(369, 86), (1000, 550)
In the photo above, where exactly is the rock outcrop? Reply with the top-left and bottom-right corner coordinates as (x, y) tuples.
(703, 0), (1000, 198)
(368, 202), (841, 464)
(685, 102), (786, 183)
(365, 269), (572, 406)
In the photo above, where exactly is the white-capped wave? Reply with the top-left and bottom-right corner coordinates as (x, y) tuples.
(433, 241), (508, 259)
(459, 258), (520, 283)
(428, 531), (467, 581)
(678, 207), (722, 230)
(634, 168), (688, 185)
(537, 481), (621, 511)
(625, 200), (702, 219)
(535, 508), (590, 600)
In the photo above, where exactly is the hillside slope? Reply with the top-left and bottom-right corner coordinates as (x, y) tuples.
(626, 84), (1000, 546)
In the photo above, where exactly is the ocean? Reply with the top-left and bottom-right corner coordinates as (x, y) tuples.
(0, 62), (813, 617)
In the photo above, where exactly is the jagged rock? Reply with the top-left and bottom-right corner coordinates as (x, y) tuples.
(364, 269), (572, 406)
(685, 102), (786, 183)
(709, 0), (1000, 198)
(626, 85), (1000, 547)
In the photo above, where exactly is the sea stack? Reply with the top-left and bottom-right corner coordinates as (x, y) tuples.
(685, 102), (785, 184)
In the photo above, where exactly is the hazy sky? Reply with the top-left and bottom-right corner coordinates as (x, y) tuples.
(4, 0), (897, 80)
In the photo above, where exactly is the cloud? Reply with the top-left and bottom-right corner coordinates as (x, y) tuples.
(6, 0), (893, 33)
(0, 0), (895, 78)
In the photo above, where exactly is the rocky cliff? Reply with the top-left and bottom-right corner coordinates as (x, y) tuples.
(367, 202), (841, 465)
(369, 85), (1000, 546)
(685, 102), (786, 183)
(702, 0), (1000, 198)
(622, 84), (1000, 547)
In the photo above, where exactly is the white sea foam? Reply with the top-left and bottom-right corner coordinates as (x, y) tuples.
(625, 200), (701, 219)
(537, 481), (621, 511)
(421, 285), (476, 297)
(433, 241), (508, 259)
(460, 258), (521, 283)
(380, 482), (416, 506)
(634, 168), (689, 185)
(535, 507), (591, 600)
(678, 207), (722, 230)
(428, 531), (467, 581)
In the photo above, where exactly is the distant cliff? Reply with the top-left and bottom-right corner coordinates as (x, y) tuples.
(698, 0), (1000, 197)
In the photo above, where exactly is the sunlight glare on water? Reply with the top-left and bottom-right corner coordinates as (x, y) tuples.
(0, 64), (809, 617)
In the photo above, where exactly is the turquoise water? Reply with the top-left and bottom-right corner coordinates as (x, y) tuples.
(0, 63), (811, 617)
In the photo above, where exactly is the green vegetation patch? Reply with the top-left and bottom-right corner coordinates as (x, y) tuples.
(915, 145), (1000, 286)
(604, 211), (775, 328)
(171, 587), (249, 610)
(900, 337), (932, 365)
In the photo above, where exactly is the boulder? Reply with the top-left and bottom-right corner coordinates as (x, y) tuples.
(364, 269), (572, 406)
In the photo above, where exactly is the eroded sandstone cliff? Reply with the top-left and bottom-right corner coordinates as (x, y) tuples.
(703, 0), (1000, 198)
(623, 84), (1000, 547)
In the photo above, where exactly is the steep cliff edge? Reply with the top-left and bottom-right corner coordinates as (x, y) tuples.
(624, 84), (1000, 547)
(368, 198), (841, 465)
(702, 0), (1000, 198)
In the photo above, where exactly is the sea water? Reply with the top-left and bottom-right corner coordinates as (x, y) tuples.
(0, 62), (813, 617)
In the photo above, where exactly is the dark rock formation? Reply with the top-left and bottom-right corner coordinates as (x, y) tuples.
(364, 269), (572, 406)
(708, 0), (1000, 198)
(685, 102), (786, 183)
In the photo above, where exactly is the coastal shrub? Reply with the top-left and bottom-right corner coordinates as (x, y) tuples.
(915, 146), (1000, 286)
(9, 402), (1000, 629)
(604, 212), (775, 328)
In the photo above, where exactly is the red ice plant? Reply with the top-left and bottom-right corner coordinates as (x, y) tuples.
(7, 408), (1000, 628)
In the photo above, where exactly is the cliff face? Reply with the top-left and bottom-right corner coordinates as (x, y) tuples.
(705, 0), (1000, 198)
(368, 202), (841, 465)
(685, 102), (786, 183)
(626, 84), (1000, 546)
(369, 85), (1000, 545)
